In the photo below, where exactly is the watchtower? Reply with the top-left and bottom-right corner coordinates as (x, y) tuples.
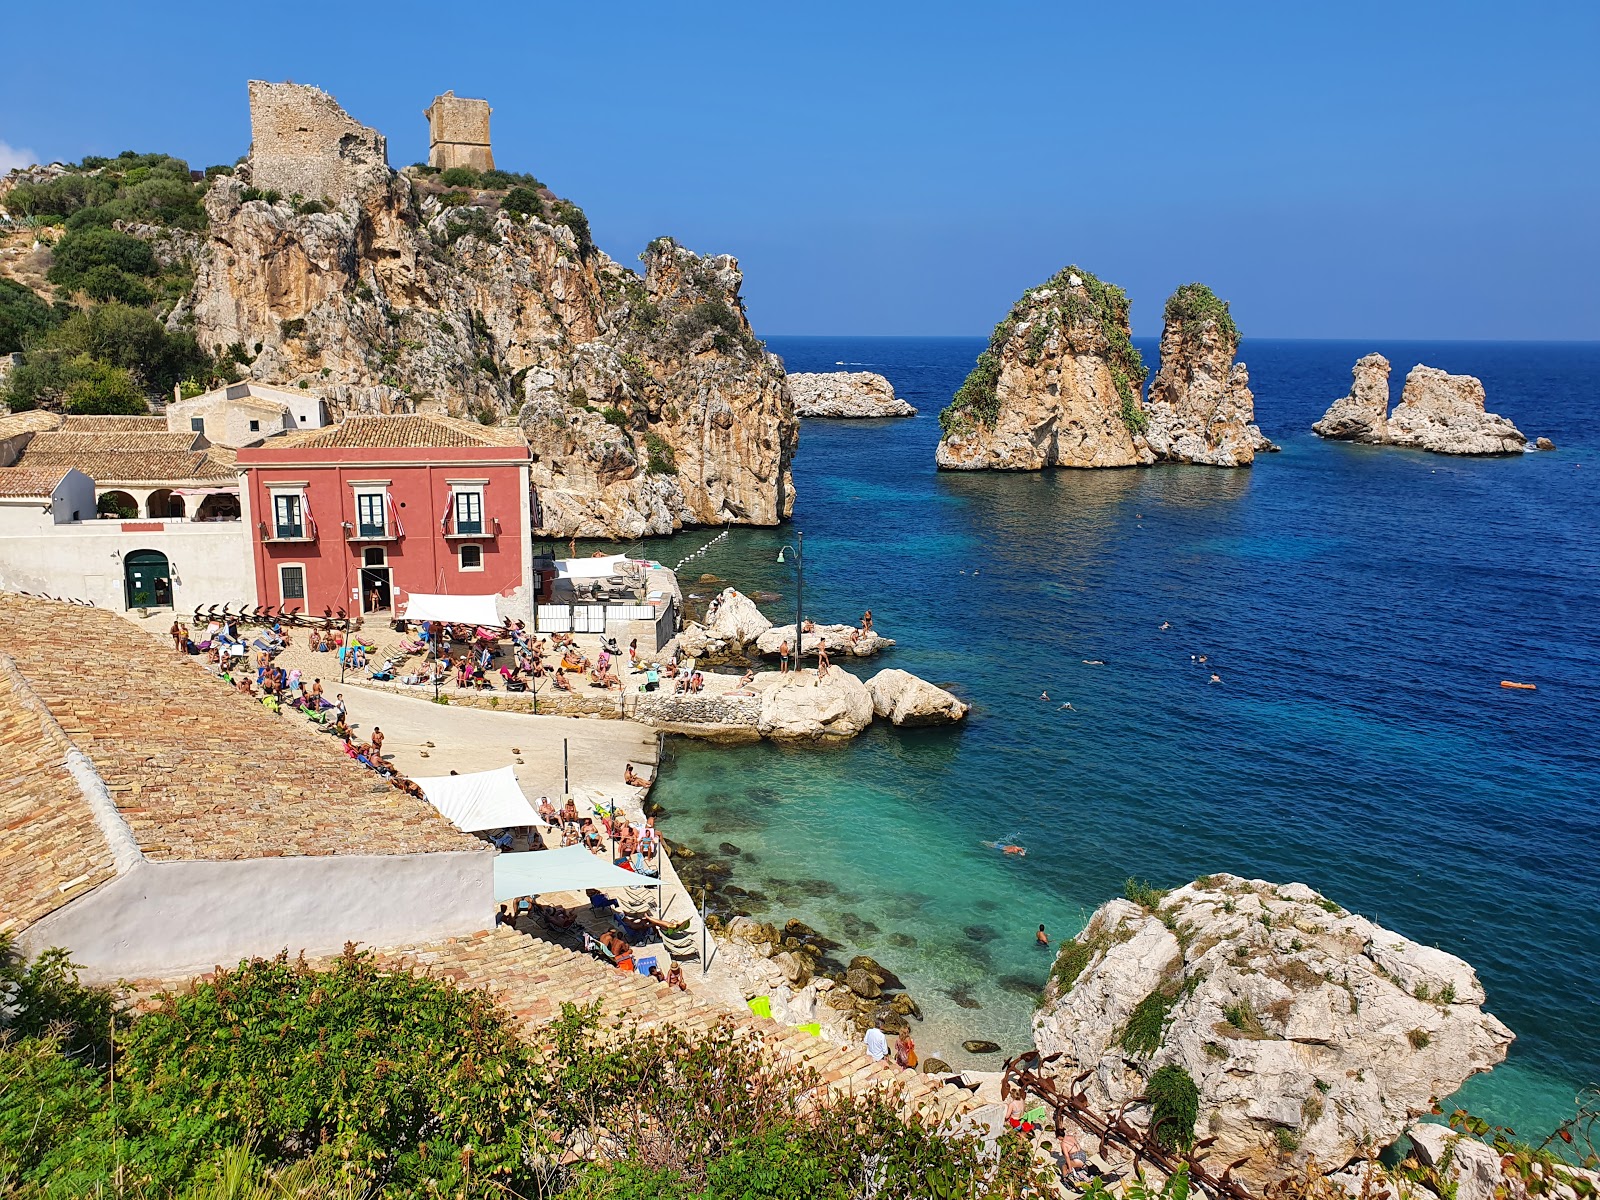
(425, 92), (494, 172)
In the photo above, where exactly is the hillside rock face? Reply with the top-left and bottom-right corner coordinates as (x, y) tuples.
(1033, 875), (1513, 1183)
(177, 81), (796, 536)
(936, 267), (1151, 470)
(1313, 356), (1526, 455)
(1313, 354), (1393, 443)
(788, 371), (916, 418)
(1143, 285), (1275, 466)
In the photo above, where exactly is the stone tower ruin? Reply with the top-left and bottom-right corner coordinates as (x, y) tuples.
(247, 81), (389, 206)
(425, 91), (494, 172)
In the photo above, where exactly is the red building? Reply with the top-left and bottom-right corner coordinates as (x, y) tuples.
(236, 415), (534, 620)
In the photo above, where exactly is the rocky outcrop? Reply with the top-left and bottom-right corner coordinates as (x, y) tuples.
(176, 82), (796, 536)
(866, 669), (968, 726)
(756, 668), (874, 741)
(1388, 366), (1527, 455)
(1313, 354), (1393, 443)
(755, 623), (894, 658)
(1313, 356), (1528, 455)
(1033, 875), (1513, 1184)
(1143, 284), (1275, 466)
(788, 372), (916, 418)
(704, 587), (772, 646)
(936, 266), (1151, 470)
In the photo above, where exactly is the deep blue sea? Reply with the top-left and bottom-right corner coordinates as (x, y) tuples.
(594, 336), (1599, 1136)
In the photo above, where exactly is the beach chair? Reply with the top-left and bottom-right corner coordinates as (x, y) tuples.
(581, 931), (618, 966)
(659, 926), (699, 961)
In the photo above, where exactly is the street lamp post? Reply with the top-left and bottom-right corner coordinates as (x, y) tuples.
(776, 530), (804, 669)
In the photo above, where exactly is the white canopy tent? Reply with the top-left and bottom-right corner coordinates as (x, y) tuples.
(555, 554), (634, 581)
(493, 845), (663, 901)
(401, 593), (502, 625)
(413, 766), (546, 833)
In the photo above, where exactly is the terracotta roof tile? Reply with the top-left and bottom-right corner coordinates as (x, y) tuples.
(12, 430), (238, 485)
(0, 661), (118, 933)
(23, 431), (200, 455)
(0, 467), (72, 498)
(0, 593), (479, 877)
(270, 415), (528, 451)
(0, 410), (63, 439)
(57, 415), (168, 432)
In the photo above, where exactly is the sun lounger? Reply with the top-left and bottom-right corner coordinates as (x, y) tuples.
(659, 926), (699, 960)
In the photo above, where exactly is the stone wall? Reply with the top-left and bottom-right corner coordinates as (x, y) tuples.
(634, 692), (760, 727)
(248, 80), (389, 206)
(425, 91), (493, 171)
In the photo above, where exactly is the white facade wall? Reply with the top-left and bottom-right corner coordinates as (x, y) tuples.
(0, 506), (254, 611)
(18, 849), (494, 983)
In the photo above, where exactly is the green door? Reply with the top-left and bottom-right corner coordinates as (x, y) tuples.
(123, 549), (172, 610)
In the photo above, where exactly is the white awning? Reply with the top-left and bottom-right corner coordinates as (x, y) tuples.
(401, 593), (501, 625)
(412, 766), (545, 833)
(556, 554), (634, 580)
(493, 844), (663, 901)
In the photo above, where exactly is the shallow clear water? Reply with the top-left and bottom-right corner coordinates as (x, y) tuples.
(594, 336), (1599, 1131)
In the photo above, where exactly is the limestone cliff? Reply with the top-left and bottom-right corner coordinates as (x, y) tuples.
(1143, 283), (1275, 466)
(935, 265), (1150, 470)
(788, 372), (916, 417)
(175, 81), (795, 535)
(1313, 355), (1528, 455)
(1033, 875), (1513, 1185)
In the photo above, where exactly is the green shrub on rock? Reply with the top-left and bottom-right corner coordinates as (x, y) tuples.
(1146, 1064), (1200, 1151)
(0, 279), (60, 354)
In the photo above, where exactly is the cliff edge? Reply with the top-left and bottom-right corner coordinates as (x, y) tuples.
(178, 81), (795, 535)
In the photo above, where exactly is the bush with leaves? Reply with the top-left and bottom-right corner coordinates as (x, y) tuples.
(502, 185), (546, 220)
(46, 227), (159, 304)
(1146, 1064), (1200, 1152)
(0, 279), (61, 354)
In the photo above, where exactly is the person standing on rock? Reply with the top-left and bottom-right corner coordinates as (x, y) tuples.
(778, 638), (790, 675)
(862, 609), (873, 635)
(815, 638), (830, 682)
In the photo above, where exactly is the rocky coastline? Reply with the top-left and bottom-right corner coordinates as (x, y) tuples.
(1313, 354), (1536, 455)
(788, 371), (917, 418)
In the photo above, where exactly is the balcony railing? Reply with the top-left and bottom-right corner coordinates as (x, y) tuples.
(346, 521), (398, 543)
(443, 515), (500, 540)
(261, 518), (317, 544)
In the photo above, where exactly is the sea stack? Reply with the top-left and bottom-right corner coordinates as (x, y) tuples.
(788, 372), (916, 418)
(1313, 356), (1528, 455)
(1142, 283), (1274, 466)
(935, 266), (1151, 470)
(1033, 875), (1514, 1187)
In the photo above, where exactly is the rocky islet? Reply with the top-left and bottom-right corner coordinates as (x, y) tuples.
(1313, 353), (1535, 455)
(787, 371), (917, 418)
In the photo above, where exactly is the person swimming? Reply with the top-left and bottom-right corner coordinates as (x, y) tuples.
(1040, 691), (1049, 701)
(983, 840), (1027, 856)
(1082, 659), (1105, 665)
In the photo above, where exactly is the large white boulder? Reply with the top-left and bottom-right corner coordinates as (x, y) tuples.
(756, 667), (874, 741)
(704, 587), (772, 646)
(866, 668), (968, 726)
(1033, 875), (1514, 1186)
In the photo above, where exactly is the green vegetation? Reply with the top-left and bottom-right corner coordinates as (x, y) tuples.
(237, 186), (283, 206)
(1163, 282), (1239, 346)
(1275, 1127), (1302, 1153)
(435, 167), (543, 191)
(1440, 982), (1457, 1005)
(1146, 1064), (1200, 1152)
(1125, 878), (1170, 910)
(1118, 973), (1201, 1059)
(1312, 896), (1344, 915)
(1219, 999), (1269, 1040)
(643, 431), (678, 475)
(502, 185), (547, 220)
(46, 227), (159, 304)
(2, 302), (210, 411)
(441, 206), (499, 247)
(0, 279), (62, 354)
(1043, 917), (1135, 1003)
(1408, 1027), (1432, 1050)
(552, 200), (594, 256)
(0, 944), (1044, 1198)
(939, 264), (1147, 436)
(601, 405), (630, 428)
(5, 152), (207, 231)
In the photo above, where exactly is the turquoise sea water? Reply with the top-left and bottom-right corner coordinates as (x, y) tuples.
(591, 337), (1599, 1135)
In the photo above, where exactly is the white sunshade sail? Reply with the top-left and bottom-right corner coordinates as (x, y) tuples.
(401, 593), (501, 625)
(556, 554), (634, 581)
(493, 844), (663, 901)
(413, 766), (545, 833)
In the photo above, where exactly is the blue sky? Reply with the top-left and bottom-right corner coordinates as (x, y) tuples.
(3, 1), (1596, 339)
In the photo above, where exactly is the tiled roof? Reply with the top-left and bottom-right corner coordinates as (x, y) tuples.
(125, 928), (985, 1124)
(12, 431), (238, 485)
(0, 410), (63, 439)
(0, 660), (119, 934)
(270, 415), (528, 451)
(58, 415), (168, 432)
(0, 593), (479, 880)
(0, 467), (71, 498)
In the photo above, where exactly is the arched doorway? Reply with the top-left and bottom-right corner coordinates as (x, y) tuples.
(146, 489), (185, 519)
(359, 547), (391, 613)
(123, 549), (173, 610)
(98, 491), (138, 520)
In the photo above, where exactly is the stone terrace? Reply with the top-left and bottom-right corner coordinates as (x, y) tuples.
(0, 593), (477, 866)
(128, 927), (988, 1126)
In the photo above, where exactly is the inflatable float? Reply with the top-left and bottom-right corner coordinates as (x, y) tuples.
(1499, 680), (1538, 691)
